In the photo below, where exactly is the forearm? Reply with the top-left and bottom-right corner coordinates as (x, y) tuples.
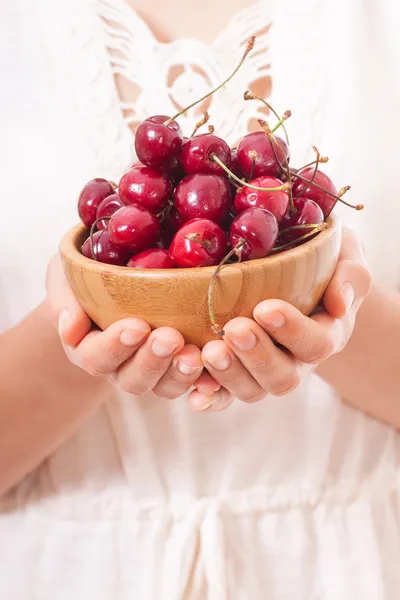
(0, 303), (109, 496)
(317, 285), (400, 426)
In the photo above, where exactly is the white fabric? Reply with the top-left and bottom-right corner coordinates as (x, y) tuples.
(1, 0), (400, 598)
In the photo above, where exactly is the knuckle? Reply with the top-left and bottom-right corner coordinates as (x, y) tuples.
(341, 260), (372, 297)
(248, 356), (277, 375)
(117, 377), (147, 396)
(271, 373), (301, 397)
(79, 353), (110, 377)
(305, 337), (335, 363)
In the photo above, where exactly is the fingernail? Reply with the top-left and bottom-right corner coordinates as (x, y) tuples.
(258, 310), (286, 329)
(340, 282), (355, 313)
(120, 328), (148, 347)
(58, 310), (71, 336)
(152, 339), (177, 358)
(207, 352), (231, 372)
(177, 361), (200, 375)
(198, 402), (212, 411)
(228, 330), (257, 351)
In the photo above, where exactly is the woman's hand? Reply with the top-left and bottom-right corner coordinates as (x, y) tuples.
(45, 256), (204, 399)
(189, 227), (372, 411)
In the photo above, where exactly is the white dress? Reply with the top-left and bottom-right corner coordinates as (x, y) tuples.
(1, 0), (400, 598)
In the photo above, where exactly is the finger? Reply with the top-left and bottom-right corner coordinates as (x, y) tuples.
(323, 228), (372, 318)
(254, 300), (343, 364)
(187, 388), (234, 412)
(201, 340), (265, 403)
(70, 318), (151, 375)
(193, 372), (221, 395)
(115, 327), (185, 396)
(223, 317), (300, 396)
(46, 254), (91, 347)
(153, 344), (203, 399)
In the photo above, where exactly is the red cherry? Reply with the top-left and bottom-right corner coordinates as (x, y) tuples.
(292, 168), (337, 218)
(237, 133), (289, 179)
(118, 165), (172, 214)
(233, 176), (289, 222)
(160, 155), (185, 182)
(109, 205), (160, 252)
(181, 133), (231, 176)
(78, 178), (115, 227)
(230, 147), (244, 179)
(135, 115), (183, 167)
(81, 230), (129, 266)
(96, 193), (124, 230)
(169, 219), (227, 267)
(230, 207), (278, 260)
(174, 174), (231, 224)
(127, 248), (175, 269)
(279, 197), (324, 244)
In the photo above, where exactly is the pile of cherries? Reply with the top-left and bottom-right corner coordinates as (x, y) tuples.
(77, 38), (361, 271)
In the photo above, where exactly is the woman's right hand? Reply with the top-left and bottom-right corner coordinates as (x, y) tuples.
(45, 255), (209, 400)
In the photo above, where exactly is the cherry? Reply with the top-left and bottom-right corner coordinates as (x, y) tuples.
(109, 205), (160, 252)
(230, 207), (278, 260)
(169, 219), (227, 267)
(237, 132), (289, 179)
(233, 176), (289, 222)
(127, 248), (175, 269)
(135, 115), (183, 168)
(230, 147), (244, 179)
(181, 133), (231, 176)
(279, 197), (324, 244)
(81, 229), (129, 266)
(118, 165), (172, 214)
(291, 167), (337, 217)
(78, 178), (115, 227)
(96, 193), (124, 230)
(174, 174), (231, 224)
(161, 154), (185, 182)
(160, 208), (185, 246)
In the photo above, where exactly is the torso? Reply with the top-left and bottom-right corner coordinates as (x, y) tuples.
(1, 1), (400, 597)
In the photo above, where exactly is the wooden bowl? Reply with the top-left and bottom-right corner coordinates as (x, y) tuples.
(60, 217), (341, 347)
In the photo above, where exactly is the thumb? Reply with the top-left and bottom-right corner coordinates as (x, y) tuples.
(45, 254), (92, 347)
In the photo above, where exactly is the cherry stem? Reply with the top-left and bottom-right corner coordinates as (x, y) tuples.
(184, 233), (212, 250)
(190, 111), (210, 137)
(261, 122), (294, 214)
(210, 153), (289, 192)
(248, 150), (257, 181)
(164, 37), (256, 126)
(156, 200), (173, 221)
(208, 240), (245, 336)
(271, 110), (292, 133)
(243, 91), (290, 146)
(89, 216), (111, 261)
(295, 145), (321, 201)
(298, 156), (329, 170)
(291, 171), (363, 210)
(280, 223), (324, 233)
(272, 223), (328, 252)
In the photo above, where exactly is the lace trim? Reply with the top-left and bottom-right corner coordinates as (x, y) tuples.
(38, 0), (327, 176)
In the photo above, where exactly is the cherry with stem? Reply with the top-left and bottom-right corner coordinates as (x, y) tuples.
(210, 153), (289, 192)
(294, 145), (322, 201)
(259, 118), (295, 214)
(273, 222), (327, 252)
(89, 216), (111, 261)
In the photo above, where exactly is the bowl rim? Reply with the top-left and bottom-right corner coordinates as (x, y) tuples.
(60, 214), (340, 279)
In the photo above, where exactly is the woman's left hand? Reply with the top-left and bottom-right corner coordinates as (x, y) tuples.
(188, 227), (372, 412)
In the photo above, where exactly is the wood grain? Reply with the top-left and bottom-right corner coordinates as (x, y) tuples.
(59, 217), (341, 347)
